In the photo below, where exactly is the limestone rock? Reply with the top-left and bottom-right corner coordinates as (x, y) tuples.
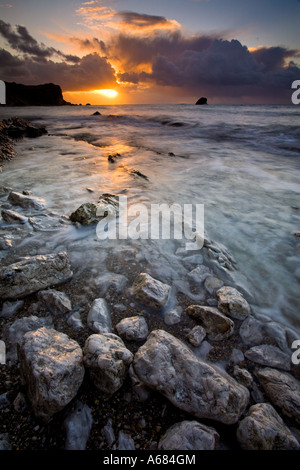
(70, 194), (118, 225)
(245, 344), (291, 372)
(186, 305), (234, 341)
(87, 298), (112, 334)
(256, 367), (300, 424)
(133, 329), (249, 424)
(133, 273), (171, 309)
(163, 307), (182, 325)
(38, 289), (72, 315)
(115, 316), (149, 341)
(8, 191), (46, 210)
(217, 286), (250, 320)
(187, 325), (206, 347)
(63, 400), (93, 450)
(18, 327), (85, 421)
(233, 366), (253, 388)
(0, 252), (73, 299)
(1, 209), (28, 224)
(83, 333), (133, 395)
(237, 403), (299, 450)
(239, 315), (265, 346)
(3, 315), (53, 364)
(158, 420), (219, 450)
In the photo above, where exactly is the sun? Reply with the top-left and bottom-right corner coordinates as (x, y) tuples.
(93, 89), (118, 98)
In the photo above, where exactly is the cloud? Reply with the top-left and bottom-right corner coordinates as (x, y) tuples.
(251, 46), (299, 72)
(0, 19), (79, 63)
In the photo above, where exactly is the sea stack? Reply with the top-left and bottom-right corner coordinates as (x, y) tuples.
(195, 97), (208, 105)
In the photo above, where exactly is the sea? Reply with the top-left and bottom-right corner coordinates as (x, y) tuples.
(1, 104), (300, 329)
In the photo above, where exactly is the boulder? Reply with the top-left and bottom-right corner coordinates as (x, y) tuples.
(217, 286), (250, 320)
(256, 368), (300, 424)
(133, 329), (249, 424)
(38, 289), (72, 315)
(0, 252), (73, 299)
(83, 333), (133, 395)
(87, 298), (112, 334)
(133, 273), (171, 309)
(158, 420), (219, 450)
(239, 315), (265, 346)
(237, 403), (299, 450)
(8, 191), (46, 210)
(63, 400), (93, 450)
(1, 209), (28, 224)
(186, 305), (234, 341)
(115, 316), (149, 341)
(18, 327), (85, 421)
(70, 194), (118, 225)
(3, 315), (53, 364)
(245, 344), (291, 372)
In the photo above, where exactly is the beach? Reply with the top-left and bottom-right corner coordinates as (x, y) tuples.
(0, 104), (300, 451)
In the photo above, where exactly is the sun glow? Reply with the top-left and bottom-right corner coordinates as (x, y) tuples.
(93, 89), (118, 98)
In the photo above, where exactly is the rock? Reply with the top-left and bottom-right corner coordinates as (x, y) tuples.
(115, 316), (149, 341)
(204, 276), (224, 295)
(133, 273), (171, 309)
(187, 265), (211, 284)
(0, 299), (24, 318)
(186, 305), (234, 341)
(195, 97), (208, 105)
(133, 329), (249, 424)
(163, 307), (182, 325)
(187, 325), (206, 347)
(83, 333), (133, 395)
(263, 321), (290, 353)
(217, 286), (251, 320)
(118, 431), (135, 450)
(7, 191), (46, 210)
(63, 400), (93, 450)
(103, 418), (116, 447)
(70, 194), (118, 225)
(245, 344), (291, 372)
(0, 433), (11, 450)
(230, 348), (245, 364)
(239, 315), (265, 346)
(87, 298), (112, 334)
(1, 209), (28, 224)
(237, 403), (299, 450)
(93, 272), (127, 295)
(158, 420), (219, 450)
(92, 111), (101, 116)
(38, 289), (72, 315)
(256, 367), (300, 424)
(13, 392), (27, 412)
(18, 327), (85, 421)
(233, 366), (253, 388)
(0, 252), (73, 299)
(3, 315), (53, 364)
(66, 311), (84, 330)
(130, 169), (149, 180)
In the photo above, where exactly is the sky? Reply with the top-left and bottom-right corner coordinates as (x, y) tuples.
(0, 0), (299, 104)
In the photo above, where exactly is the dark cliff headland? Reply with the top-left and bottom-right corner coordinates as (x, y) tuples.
(1, 82), (72, 107)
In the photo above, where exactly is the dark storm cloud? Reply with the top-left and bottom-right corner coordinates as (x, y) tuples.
(74, 37), (107, 54)
(114, 32), (300, 102)
(0, 20), (80, 62)
(116, 11), (174, 28)
(251, 46), (299, 72)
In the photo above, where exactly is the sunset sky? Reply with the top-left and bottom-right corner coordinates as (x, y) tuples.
(0, 0), (299, 104)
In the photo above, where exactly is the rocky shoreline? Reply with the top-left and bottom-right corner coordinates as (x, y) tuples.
(0, 126), (300, 451)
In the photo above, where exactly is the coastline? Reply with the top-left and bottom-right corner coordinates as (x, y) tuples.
(0, 115), (300, 451)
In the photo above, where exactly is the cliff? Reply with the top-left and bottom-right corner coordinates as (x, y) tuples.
(3, 82), (72, 106)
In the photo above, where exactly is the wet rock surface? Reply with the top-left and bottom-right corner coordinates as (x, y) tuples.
(158, 420), (219, 450)
(18, 327), (85, 421)
(133, 329), (250, 425)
